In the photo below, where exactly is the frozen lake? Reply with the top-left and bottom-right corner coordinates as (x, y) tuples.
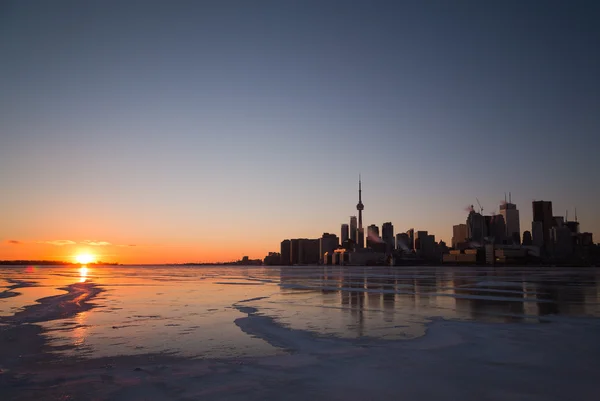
(1, 265), (600, 400)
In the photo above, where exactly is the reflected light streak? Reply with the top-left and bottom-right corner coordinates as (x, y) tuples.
(79, 266), (88, 282)
(73, 311), (88, 348)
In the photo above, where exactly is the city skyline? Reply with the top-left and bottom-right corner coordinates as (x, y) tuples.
(1, 2), (599, 263)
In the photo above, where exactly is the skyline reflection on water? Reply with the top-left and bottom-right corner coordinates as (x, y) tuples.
(0, 265), (599, 358)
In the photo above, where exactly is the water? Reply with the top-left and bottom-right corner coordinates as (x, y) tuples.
(1, 265), (599, 359)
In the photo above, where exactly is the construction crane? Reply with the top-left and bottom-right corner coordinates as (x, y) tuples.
(475, 198), (484, 214)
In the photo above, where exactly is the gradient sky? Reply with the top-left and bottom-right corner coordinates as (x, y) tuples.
(1, 1), (599, 263)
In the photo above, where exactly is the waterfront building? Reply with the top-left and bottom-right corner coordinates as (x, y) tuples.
(319, 233), (339, 264)
(452, 224), (468, 248)
(532, 221), (544, 249)
(350, 216), (357, 244)
(406, 229), (415, 251)
(299, 238), (320, 265)
(551, 226), (573, 260)
(499, 196), (520, 244)
(532, 200), (553, 252)
(396, 233), (411, 252)
(280, 239), (291, 265)
(382, 222), (394, 252)
(467, 210), (487, 244)
(341, 224), (349, 244)
(415, 231), (438, 261)
(489, 214), (506, 244)
(290, 239), (301, 265)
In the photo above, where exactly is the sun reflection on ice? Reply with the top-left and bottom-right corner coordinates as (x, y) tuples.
(79, 266), (89, 282)
(73, 311), (88, 348)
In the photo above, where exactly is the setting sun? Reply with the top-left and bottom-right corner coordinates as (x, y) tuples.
(75, 253), (96, 264)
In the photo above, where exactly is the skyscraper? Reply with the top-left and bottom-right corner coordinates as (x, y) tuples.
(532, 221), (544, 248)
(467, 209), (487, 244)
(341, 224), (349, 244)
(406, 229), (415, 251)
(356, 176), (365, 248)
(489, 214), (506, 244)
(452, 224), (468, 248)
(382, 222), (394, 252)
(499, 195), (520, 244)
(319, 233), (339, 264)
(349, 216), (357, 244)
(366, 224), (378, 249)
(532, 200), (553, 252)
(280, 239), (291, 265)
(396, 233), (410, 252)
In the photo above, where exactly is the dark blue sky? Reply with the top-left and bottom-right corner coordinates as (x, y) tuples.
(1, 1), (599, 260)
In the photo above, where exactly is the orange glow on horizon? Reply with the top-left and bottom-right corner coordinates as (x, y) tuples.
(75, 253), (96, 264)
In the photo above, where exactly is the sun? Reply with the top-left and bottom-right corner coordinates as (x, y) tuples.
(75, 253), (96, 265)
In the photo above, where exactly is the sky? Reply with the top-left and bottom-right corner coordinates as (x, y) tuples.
(1, 1), (599, 263)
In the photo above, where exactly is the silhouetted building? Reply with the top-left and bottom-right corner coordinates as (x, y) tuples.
(319, 233), (339, 264)
(551, 226), (573, 260)
(565, 221), (580, 234)
(415, 231), (438, 261)
(532, 221), (544, 249)
(532, 200), (553, 252)
(341, 224), (349, 244)
(499, 196), (520, 244)
(350, 216), (357, 244)
(489, 214), (506, 244)
(367, 224), (385, 252)
(522, 230), (533, 246)
(280, 240), (291, 265)
(467, 210), (487, 244)
(382, 222), (394, 252)
(356, 176), (365, 248)
(290, 239), (301, 265)
(452, 224), (468, 248)
(263, 252), (281, 265)
(299, 238), (319, 264)
(579, 232), (593, 246)
(406, 228), (415, 251)
(396, 233), (411, 253)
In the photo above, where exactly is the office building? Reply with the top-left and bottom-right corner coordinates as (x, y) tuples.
(415, 231), (438, 261)
(406, 229), (415, 251)
(553, 216), (564, 227)
(319, 233), (339, 264)
(499, 195), (520, 244)
(280, 239), (291, 265)
(290, 239), (301, 265)
(467, 210), (487, 244)
(522, 231), (533, 246)
(350, 216), (357, 244)
(532, 200), (553, 251)
(298, 238), (320, 265)
(396, 233), (411, 252)
(341, 224), (349, 244)
(551, 226), (573, 260)
(532, 221), (544, 249)
(382, 222), (394, 252)
(452, 224), (468, 248)
(489, 214), (506, 244)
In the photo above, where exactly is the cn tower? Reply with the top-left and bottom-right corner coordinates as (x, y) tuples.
(356, 175), (365, 248)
